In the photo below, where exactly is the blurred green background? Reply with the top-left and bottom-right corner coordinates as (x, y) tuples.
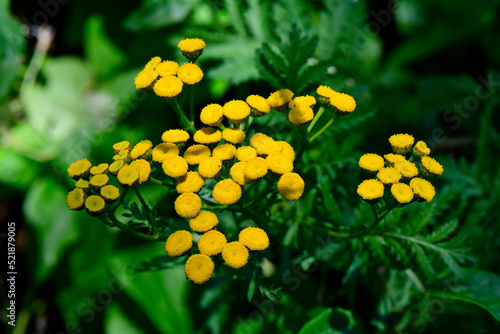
(1, 0), (500, 333)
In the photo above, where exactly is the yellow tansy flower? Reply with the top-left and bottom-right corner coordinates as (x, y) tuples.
(152, 143), (180, 163)
(384, 153), (407, 166)
(156, 60), (179, 77)
(131, 140), (153, 160)
(194, 127), (222, 144)
(177, 62), (204, 85)
(90, 163), (109, 176)
(410, 178), (435, 202)
(198, 230), (227, 256)
(389, 133), (415, 154)
(184, 254), (214, 284)
(176, 171), (205, 193)
(165, 230), (193, 257)
(377, 167), (402, 185)
(391, 183), (414, 204)
(357, 179), (384, 202)
(130, 159), (151, 184)
(267, 89), (294, 110)
(134, 69), (158, 89)
(162, 129), (190, 144)
(394, 161), (419, 178)
(245, 157), (268, 181)
(174, 192), (202, 217)
(330, 92), (356, 115)
(198, 157), (222, 179)
(113, 149), (130, 162)
(223, 100), (251, 124)
(75, 179), (90, 190)
(184, 144), (211, 165)
(249, 133), (281, 156)
(222, 241), (249, 269)
(85, 195), (106, 216)
(288, 106), (314, 126)
(177, 38), (206, 61)
(359, 153), (385, 173)
(162, 155), (188, 178)
(66, 188), (85, 210)
(288, 95), (316, 109)
(89, 174), (109, 189)
(212, 179), (242, 205)
(112, 141), (131, 154)
(239, 227), (269, 251)
(117, 165), (140, 186)
(229, 162), (250, 186)
(200, 104), (224, 126)
(235, 146), (258, 162)
(421, 156), (444, 177)
(144, 56), (162, 71)
(189, 211), (219, 233)
(278, 172), (305, 201)
(153, 75), (183, 99)
(222, 128), (246, 145)
(276, 141), (295, 162)
(100, 185), (120, 202)
(316, 85), (337, 106)
(212, 144), (236, 161)
(266, 154), (294, 175)
(109, 159), (125, 175)
(67, 158), (92, 180)
(246, 94), (271, 116)
(413, 141), (430, 157)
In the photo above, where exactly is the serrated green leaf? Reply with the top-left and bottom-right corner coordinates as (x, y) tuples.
(412, 244), (436, 279)
(420, 219), (458, 244)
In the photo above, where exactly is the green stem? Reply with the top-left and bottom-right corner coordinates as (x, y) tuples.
(302, 202), (397, 239)
(150, 176), (175, 188)
(109, 187), (129, 214)
(307, 106), (325, 133)
(262, 189), (279, 214)
(134, 187), (159, 238)
(107, 213), (159, 240)
(245, 115), (254, 133)
(169, 98), (196, 134)
(243, 175), (275, 208)
(189, 85), (195, 122)
(294, 126), (308, 163)
(308, 114), (337, 143)
(239, 206), (268, 227)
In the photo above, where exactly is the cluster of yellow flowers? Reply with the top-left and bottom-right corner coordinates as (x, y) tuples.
(67, 37), (361, 284)
(165, 221), (269, 284)
(357, 134), (443, 204)
(134, 38), (205, 98)
(65, 140), (153, 215)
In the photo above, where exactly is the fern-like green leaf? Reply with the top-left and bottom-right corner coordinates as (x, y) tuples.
(419, 219), (458, 244)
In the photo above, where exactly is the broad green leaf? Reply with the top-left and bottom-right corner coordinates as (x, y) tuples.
(104, 302), (143, 334)
(111, 244), (193, 334)
(0, 0), (25, 100)
(23, 176), (79, 283)
(124, 0), (198, 32)
(0, 148), (39, 190)
(84, 15), (126, 79)
(424, 269), (500, 322)
(299, 307), (362, 334)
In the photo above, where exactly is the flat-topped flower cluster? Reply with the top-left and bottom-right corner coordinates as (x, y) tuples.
(357, 134), (444, 205)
